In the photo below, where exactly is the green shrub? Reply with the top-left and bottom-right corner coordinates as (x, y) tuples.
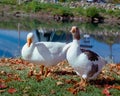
(113, 9), (120, 17)
(106, 9), (115, 15)
(0, 0), (16, 5)
(52, 7), (73, 16)
(84, 7), (99, 17)
(74, 7), (85, 16)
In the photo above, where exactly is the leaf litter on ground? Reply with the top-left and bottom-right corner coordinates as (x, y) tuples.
(0, 58), (120, 95)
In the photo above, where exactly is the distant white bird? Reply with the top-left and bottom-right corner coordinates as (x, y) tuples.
(66, 26), (107, 86)
(21, 32), (71, 77)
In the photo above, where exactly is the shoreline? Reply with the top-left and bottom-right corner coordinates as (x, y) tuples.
(1, 11), (120, 25)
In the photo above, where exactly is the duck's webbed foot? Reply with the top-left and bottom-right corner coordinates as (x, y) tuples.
(44, 67), (50, 77)
(81, 78), (88, 87)
(81, 74), (88, 87)
(73, 77), (87, 91)
(75, 74), (88, 87)
(40, 65), (45, 75)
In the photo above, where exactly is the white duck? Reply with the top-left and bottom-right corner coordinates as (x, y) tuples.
(21, 32), (71, 77)
(66, 26), (107, 86)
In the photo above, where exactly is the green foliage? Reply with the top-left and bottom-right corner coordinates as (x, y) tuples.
(110, 89), (120, 96)
(23, 2), (63, 13)
(112, 0), (120, 3)
(1, 0), (120, 19)
(0, 0), (16, 5)
(112, 9), (120, 17)
(105, 9), (120, 18)
(53, 7), (73, 16)
(84, 7), (99, 17)
(106, 9), (115, 16)
(73, 7), (85, 16)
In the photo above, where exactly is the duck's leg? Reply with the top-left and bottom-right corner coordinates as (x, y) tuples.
(79, 77), (84, 85)
(44, 67), (50, 77)
(81, 78), (87, 87)
(76, 77), (87, 87)
(40, 65), (44, 75)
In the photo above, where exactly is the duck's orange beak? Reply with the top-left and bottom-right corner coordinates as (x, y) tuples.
(70, 26), (76, 33)
(27, 38), (32, 47)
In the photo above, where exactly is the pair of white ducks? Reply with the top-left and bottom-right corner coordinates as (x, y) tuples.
(21, 26), (107, 86)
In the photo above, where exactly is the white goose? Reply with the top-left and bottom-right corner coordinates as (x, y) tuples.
(66, 26), (107, 86)
(21, 32), (71, 76)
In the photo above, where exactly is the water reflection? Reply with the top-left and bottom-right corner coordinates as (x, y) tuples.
(0, 18), (120, 64)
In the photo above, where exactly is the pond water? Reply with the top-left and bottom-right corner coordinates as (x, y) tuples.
(0, 17), (120, 64)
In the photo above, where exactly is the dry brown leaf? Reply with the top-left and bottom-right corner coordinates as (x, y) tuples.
(0, 83), (7, 89)
(0, 78), (5, 83)
(102, 88), (111, 96)
(13, 76), (22, 81)
(0, 58), (6, 63)
(8, 88), (17, 94)
(67, 87), (78, 95)
(50, 90), (56, 94)
(0, 71), (7, 75)
(46, 72), (53, 77)
(113, 86), (120, 90)
(109, 64), (116, 68)
(117, 65), (120, 70)
(0, 89), (5, 93)
(27, 70), (34, 78)
(116, 71), (120, 75)
(35, 74), (43, 82)
(56, 81), (64, 86)
(65, 79), (77, 84)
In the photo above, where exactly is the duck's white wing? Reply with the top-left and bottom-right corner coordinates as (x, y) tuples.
(35, 42), (67, 66)
(35, 42), (51, 57)
(37, 42), (66, 55)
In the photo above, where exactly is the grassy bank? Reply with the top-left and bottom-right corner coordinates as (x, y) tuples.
(0, 58), (120, 96)
(0, 0), (120, 22)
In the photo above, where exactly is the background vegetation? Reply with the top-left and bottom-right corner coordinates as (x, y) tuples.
(0, 0), (120, 19)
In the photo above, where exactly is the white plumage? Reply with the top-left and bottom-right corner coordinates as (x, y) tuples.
(21, 32), (71, 76)
(66, 26), (107, 86)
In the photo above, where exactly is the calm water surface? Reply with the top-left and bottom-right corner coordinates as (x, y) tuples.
(0, 17), (120, 64)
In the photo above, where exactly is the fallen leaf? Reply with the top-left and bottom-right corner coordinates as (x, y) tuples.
(50, 90), (56, 94)
(67, 87), (77, 95)
(8, 88), (17, 94)
(116, 64), (120, 70)
(0, 89), (5, 93)
(65, 79), (77, 84)
(116, 71), (120, 75)
(0, 78), (5, 83)
(16, 66), (25, 70)
(56, 81), (64, 86)
(0, 58), (6, 63)
(0, 71), (7, 75)
(0, 83), (7, 89)
(113, 86), (120, 90)
(102, 88), (111, 96)
(14, 76), (22, 81)
(35, 74), (43, 82)
(27, 70), (34, 78)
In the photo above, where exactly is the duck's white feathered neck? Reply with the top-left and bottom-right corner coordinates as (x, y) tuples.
(66, 39), (81, 65)
(73, 39), (80, 44)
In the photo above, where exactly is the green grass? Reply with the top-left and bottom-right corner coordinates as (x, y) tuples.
(0, 58), (120, 96)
